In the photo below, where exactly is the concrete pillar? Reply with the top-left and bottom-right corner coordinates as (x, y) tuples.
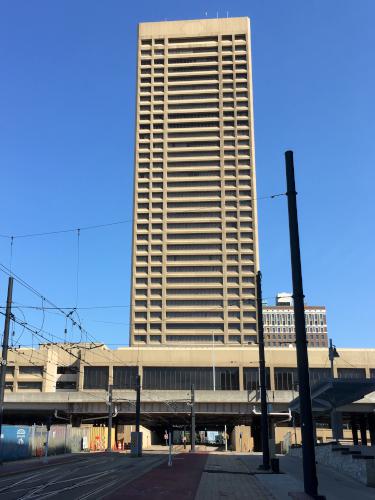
(239, 366), (244, 391)
(312, 419), (317, 444)
(351, 415), (359, 445)
(359, 414), (367, 446)
(331, 411), (343, 441)
(368, 412), (375, 446)
(269, 366), (275, 390)
(108, 365), (114, 387)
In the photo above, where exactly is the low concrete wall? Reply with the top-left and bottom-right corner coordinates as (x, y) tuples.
(118, 425), (152, 449)
(230, 425), (252, 452)
(278, 426), (371, 453)
(289, 443), (375, 487)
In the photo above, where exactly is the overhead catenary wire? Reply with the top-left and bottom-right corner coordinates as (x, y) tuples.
(0, 263), (131, 368)
(10, 347), (108, 403)
(0, 261), (105, 350)
(0, 192), (285, 241)
(5, 293), (289, 311)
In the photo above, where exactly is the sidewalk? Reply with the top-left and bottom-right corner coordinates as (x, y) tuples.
(109, 452), (208, 499)
(195, 454), (272, 500)
(241, 454), (375, 500)
(108, 453), (272, 500)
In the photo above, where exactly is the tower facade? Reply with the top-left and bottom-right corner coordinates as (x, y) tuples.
(130, 18), (259, 346)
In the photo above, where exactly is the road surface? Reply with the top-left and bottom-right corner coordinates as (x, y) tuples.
(0, 452), (166, 500)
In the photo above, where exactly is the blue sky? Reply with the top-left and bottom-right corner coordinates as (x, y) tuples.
(0, 0), (374, 348)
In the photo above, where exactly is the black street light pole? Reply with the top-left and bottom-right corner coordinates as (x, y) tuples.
(285, 151), (319, 498)
(135, 375), (141, 432)
(328, 339), (339, 379)
(0, 277), (13, 463)
(190, 384), (196, 452)
(106, 384), (113, 452)
(256, 271), (270, 470)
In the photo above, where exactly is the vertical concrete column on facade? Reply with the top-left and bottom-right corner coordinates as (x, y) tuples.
(44, 348), (58, 392)
(268, 366), (275, 391)
(13, 365), (19, 393)
(108, 364), (114, 387)
(161, 35), (167, 346)
(367, 412), (375, 446)
(78, 351), (84, 391)
(138, 365), (143, 387)
(359, 414), (368, 446)
(239, 364), (244, 390)
(312, 420), (317, 444)
(331, 411), (344, 440)
(218, 35), (227, 343)
(351, 414), (359, 445)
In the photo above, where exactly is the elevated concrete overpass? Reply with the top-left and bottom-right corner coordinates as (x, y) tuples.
(3, 344), (375, 447)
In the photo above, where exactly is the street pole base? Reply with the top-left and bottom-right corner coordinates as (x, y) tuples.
(288, 492), (326, 500)
(257, 464), (270, 471)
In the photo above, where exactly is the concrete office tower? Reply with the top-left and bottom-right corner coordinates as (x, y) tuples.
(263, 296), (328, 348)
(130, 18), (259, 346)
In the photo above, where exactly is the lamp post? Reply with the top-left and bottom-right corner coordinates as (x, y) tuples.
(285, 151), (319, 497)
(328, 339), (339, 379)
(328, 339), (341, 441)
(212, 331), (216, 391)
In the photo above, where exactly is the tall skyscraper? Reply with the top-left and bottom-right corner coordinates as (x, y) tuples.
(130, 18), (259, 346)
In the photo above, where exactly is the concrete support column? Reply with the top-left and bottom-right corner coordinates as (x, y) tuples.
(331, 411), (343, 441)
(359, 414), (368, 446)
(239, 366), (244, 391)
(351, 414), (359, 445)
(368, 412), (375, 446)
(312, 419), (317, 444)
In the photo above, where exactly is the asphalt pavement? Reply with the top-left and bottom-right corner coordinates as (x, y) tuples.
(0, 452), (167, 500)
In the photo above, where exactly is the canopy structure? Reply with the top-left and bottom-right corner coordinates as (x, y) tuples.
(289, 378), (375, 415)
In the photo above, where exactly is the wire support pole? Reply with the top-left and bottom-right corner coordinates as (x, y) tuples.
(285, 151), (319, 497)
(256, 271), (270, 470)
(190, 384), (196, 453)
(107, 384), (113, 452)
(135, 375), (141, 433)
(0, 277), (13, 462)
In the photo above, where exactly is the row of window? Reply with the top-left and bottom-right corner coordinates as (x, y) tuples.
(263, 312), (326, 326)
(139, 83), (248, 96)
(265, 327), (326, 334)
(135, 265), (255, 275)
(138, 181), (251, 190)
(141, 54), (247, 65)
(137, 224), (252, 233)
(141, 45), (246, 56)
(142, 45), (246, 57)
(137, 207), (252, 217)
(82, 366), (372, 391)
(139, 120), (249, 130)
(140, 82), (248, 94)
(135, 276), (254, 285)
(137, 242), (252, 252)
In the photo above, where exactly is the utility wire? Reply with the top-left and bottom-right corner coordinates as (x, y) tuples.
(6, 294), (284, 311)
(0, 219), (133, 240)
(0, 193), (285, 240)
(0, 262), (103, 350)
(0, 262), (131, 366)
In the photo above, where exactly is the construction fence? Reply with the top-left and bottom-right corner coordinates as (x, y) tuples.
(0, 424), (116, 462)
